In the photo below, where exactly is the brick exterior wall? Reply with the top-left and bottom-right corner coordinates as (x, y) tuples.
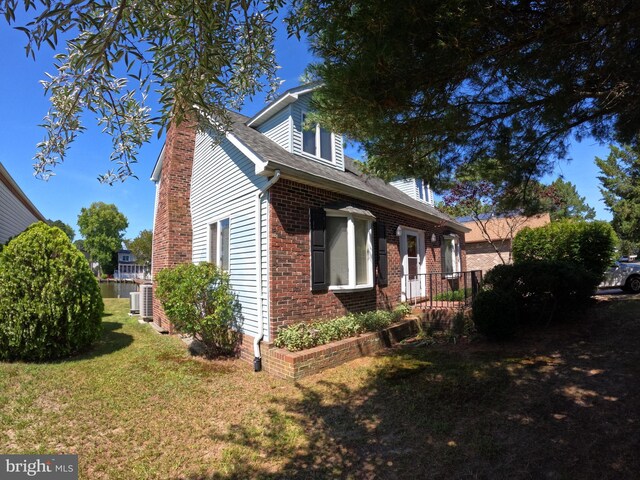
(465, 241), (511, 274)
(268, 178), (467, 338)
(239, 319), (421, 380)
(151, 121), (197, 332)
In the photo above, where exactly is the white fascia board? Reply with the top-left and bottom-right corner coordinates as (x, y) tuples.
(246, 85), (319, 128)
(150, 146), (165, 182)
(0, 161), (46, 221)
(226, 133), (269, 174)
(262, 166), (470, 233)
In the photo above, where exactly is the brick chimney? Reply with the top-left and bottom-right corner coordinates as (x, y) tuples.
(151, 120), (197, 331)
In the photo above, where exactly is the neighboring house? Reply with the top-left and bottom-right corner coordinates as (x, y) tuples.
(0, 161), (45, 245)
(115, 248), (149, 280)
(151, 84), (470, 368)
(460, 213), (551, 273)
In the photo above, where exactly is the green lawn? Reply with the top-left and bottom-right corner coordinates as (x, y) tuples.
(1, 296), (639, 479)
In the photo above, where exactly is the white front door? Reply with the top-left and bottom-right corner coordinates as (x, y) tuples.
(401, 229), (425, 301)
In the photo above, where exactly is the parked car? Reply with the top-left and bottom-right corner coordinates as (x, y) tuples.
(599, 262), (640, 293)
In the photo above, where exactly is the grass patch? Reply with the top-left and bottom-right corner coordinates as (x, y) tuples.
(1, 296), (639, 479)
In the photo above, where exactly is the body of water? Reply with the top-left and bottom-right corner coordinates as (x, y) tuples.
(100, 282), (139, 299)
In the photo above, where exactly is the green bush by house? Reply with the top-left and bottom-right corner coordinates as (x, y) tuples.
(274, 304), (411, 352)
(472, 289), (519, 340)
(473, 220), (615, 340)
(0, 222), (104, 361)
(155, 263), (242, 357)
(512, 220), (617, 280)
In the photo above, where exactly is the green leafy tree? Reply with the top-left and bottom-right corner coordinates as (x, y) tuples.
(596, 145), (640, 243)
(440, 160), (556, 264)
(77, 202), (128, 275)
(47, 219), (75, 241)
(73, 239), (85, 252)
(6, 1), (640, 189)
(543, 178), (596, 222)
(291, 0), (640, 187)
(1, 0), (280, 183)
(127, 229), (152, 269)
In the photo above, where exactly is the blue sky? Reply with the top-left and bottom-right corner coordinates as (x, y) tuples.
(0, 18), (613, 240)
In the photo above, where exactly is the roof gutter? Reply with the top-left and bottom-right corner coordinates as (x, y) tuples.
(253, 169), (281, 372)
(262, 166), (470, 234)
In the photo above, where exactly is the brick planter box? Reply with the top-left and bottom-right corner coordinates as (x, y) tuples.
(253, 318), (421, 381)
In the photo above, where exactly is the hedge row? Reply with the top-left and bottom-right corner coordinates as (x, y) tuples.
(512, 220), (617, 277)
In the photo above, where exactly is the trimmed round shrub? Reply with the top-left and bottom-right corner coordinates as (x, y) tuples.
(155, 263), (242, 357)
(472, 289), (519, 340)
(0, 222), (104, 361)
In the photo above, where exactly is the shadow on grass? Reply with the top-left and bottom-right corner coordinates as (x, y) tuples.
(64, 321), (133, 362)
(183, 298), (640, 479)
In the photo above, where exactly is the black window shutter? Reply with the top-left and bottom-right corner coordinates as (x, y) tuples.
(376, 221), (388, 287)
(310, 208), (328, 291)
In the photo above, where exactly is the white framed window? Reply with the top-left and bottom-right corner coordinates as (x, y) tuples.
(326, 211), (373, 290)
(302, 112), (334, 162)
(122, 255), (130, 262)
(208, 218), (230, 271)
(442, 234), (461, 278)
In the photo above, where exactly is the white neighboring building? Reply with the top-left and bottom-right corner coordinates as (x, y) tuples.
(114, 248), (149, 280)
(0, 161), (45, 244)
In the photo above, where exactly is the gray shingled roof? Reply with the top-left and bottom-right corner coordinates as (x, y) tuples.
(227, 111), (467, 232)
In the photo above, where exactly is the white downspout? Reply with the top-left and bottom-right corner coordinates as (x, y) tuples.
(253, 170), (281, 371)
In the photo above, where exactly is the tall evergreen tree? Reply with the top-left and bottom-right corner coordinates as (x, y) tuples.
(544, 178), (596, 222)
(596, 145), (640, 242)
(293, 0), (640, 187)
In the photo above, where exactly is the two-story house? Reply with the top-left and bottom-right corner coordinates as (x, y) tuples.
(115, 247), (149, 280)
(151, 84), (470, 372)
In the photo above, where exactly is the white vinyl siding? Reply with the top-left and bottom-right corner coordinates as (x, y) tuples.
(390, 178), (434, 205)
(257, 105), (293, 152)
(291, 93), (344, 171)
(191, 132), (271, 340)
(0, 179), (41, 245)
(389, 179), (417, 198)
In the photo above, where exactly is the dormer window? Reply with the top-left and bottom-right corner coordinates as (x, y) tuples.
(302, 112), (333, 162)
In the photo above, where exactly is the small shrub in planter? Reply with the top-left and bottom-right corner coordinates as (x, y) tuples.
(433, 288), (472, 302)
(155, 263), (242, 357)
(0, 222), (104, 361)
(274, 304), (410, 352)
(472, 289), (519, 340)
